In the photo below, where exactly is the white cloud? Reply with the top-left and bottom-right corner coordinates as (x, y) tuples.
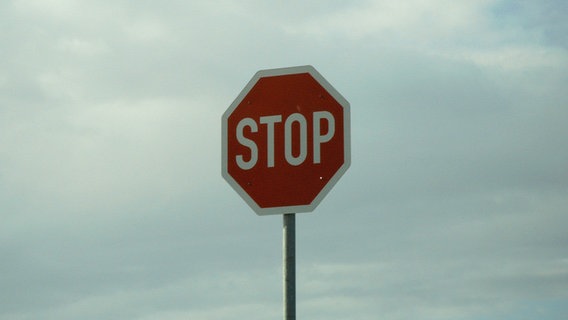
(56, 38), (110, 56)
(462, 45), (568, 70)
(282, 0), (491, 40)
(1, 97), (218, 217)
(13, 0), (83, 20)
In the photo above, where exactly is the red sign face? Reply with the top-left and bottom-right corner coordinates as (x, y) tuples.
(222, 66), (350, 215)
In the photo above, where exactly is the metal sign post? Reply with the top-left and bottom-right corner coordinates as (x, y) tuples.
(283, 213), (296, 320)
(222, 65), (350, 320)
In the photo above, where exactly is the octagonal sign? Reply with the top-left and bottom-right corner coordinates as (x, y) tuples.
(222, 65), (350, 215)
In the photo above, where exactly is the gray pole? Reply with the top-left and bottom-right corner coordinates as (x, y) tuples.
(283, 213), (296, 320)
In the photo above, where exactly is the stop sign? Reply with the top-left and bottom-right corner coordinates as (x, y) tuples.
(222, 65), (350, 215)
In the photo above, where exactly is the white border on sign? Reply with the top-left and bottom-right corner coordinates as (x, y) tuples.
(221, 65), (351, 216)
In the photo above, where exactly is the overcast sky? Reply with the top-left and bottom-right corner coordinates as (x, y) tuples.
(1, 1), (567, 319)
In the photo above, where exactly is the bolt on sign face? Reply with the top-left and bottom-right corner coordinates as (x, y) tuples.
(222, 65), (350, 215)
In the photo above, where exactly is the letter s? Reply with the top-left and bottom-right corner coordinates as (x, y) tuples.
(236, 118), (258, 170)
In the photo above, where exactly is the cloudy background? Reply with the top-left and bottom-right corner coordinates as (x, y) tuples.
(1, 0), (567, 319)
